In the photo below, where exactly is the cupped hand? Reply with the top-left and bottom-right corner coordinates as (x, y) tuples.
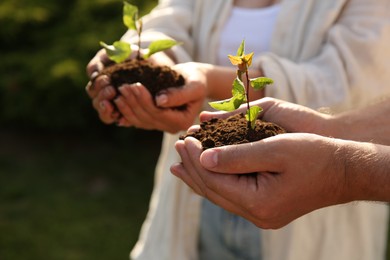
(171, 133), (346, 229)
(199, 97), (333, 135)
(154, 62), (208, 109)
(85, 49), (119, 124)
(114, 62), (208, 133)
(85, 46), (177, 126)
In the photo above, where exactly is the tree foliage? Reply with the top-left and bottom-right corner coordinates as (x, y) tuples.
(0, 0), (157, 131)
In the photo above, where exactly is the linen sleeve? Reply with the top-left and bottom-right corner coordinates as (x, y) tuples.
(256, 0), (390, 110)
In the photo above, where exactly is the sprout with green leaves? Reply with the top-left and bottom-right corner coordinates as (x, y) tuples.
(100, 1), (180, 63)
(209, 40), (274, 129)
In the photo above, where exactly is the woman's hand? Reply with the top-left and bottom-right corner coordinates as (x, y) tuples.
(114, 62), (208, 133)
(85, 46), (178, 127)
(85, 48), (123, 124)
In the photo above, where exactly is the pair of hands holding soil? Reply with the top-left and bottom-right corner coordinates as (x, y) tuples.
(172, 97), (390, 229)
(86, 48), (207, 133)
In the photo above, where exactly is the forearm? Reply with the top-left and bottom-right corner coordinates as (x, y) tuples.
(330, 99), (390, 145)
(340, 140), (390, 203)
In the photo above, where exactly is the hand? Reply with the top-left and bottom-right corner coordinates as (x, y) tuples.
(85, 45), (177, 125)
(115, 62), (207, 133)
(171, 133), (346, 229)
(199, 97), (333, 136)
(85, 49), (120, 124)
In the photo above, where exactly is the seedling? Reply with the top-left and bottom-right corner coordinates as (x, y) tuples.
(209, 40), (274, 129)
(99, 1), (180, 63)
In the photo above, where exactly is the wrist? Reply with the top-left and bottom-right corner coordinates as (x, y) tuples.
(333, 140), (359, 204)
(318, 114), (340, 137)
(337, 140), (389, 203)
(322, 138), (353, 206)
(328, 110), (361, 141)
(199, 63), (220, 99)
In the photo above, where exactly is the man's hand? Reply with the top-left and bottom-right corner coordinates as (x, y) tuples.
(171, 133), (346, 229)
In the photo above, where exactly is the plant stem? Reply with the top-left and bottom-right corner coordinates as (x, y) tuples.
(136, 19), (143, 60)
(245, 64), (251, 129)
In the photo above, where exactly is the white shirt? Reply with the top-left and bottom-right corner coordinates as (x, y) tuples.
(217, 4), (281, 66)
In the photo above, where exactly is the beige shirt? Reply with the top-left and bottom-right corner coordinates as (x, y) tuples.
(124, 0), (390, 259)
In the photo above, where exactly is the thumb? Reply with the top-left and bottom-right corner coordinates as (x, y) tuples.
(155, 87), (193, 108)
(200, 139), (281, 174)
(155, 81), (204, 108)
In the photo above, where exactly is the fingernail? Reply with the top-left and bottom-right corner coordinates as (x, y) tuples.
(118, 86), (126, 96)
(201, 150), (218, 168)
(156, 94), (168, 106)
(91, 71), (99, 81)
(99, 76), (110, 86)
(85, 81), (93, 91)
(131, 83), (140, 96)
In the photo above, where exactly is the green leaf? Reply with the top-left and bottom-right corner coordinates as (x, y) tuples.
(209, 95), (244, 111)
(100, 41), (132, 63)
(231, 78), (246, 107)
(123, 1), (138, 30)
(245, 106), (263, 129)
(250, 77), (274, 90)
(209, 77), (246, 111)
(237, 39), (245, 56)
(144, 39), (180, 59)
(232, 77), (246, 97)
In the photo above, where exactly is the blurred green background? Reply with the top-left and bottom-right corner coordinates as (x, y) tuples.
(0, 0), (389, 259)
(0, 0), (160, 259)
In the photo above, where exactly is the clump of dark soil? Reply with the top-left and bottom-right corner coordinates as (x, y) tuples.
(100, 58), (185, 98)
(181, 113), (286, 150)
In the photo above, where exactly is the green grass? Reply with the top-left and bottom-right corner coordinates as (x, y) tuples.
(0, 128), (160, 260)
